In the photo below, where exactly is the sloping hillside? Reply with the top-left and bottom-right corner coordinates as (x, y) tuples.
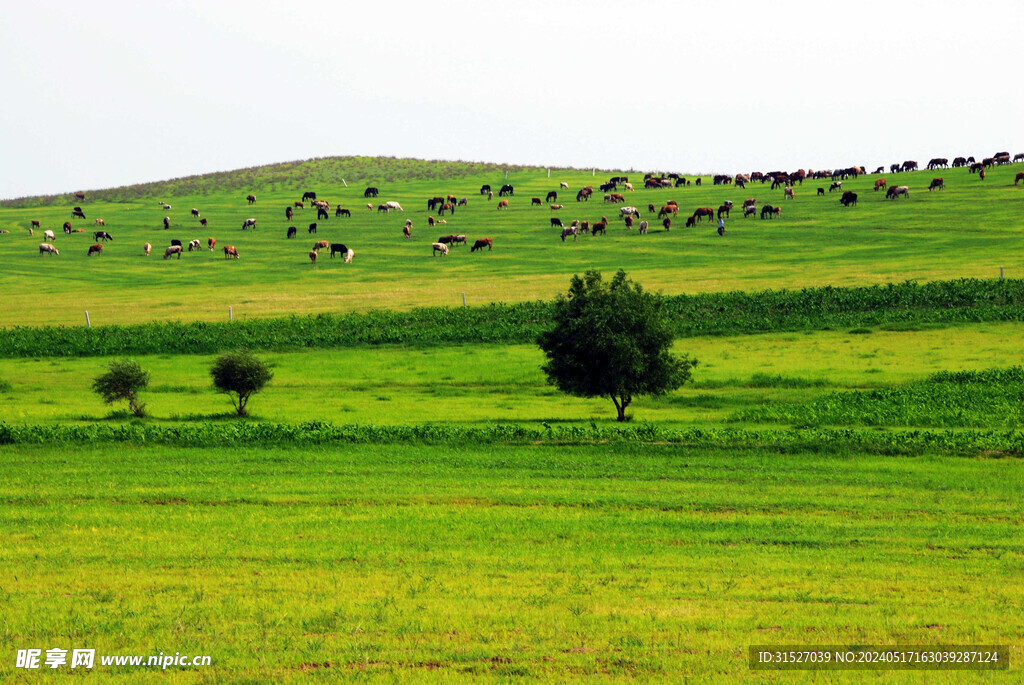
(2, 156), (604, 208)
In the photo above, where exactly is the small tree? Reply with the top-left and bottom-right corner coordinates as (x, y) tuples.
(538, 270), (697, 422)
(92, 359), (150, 418)
(210, 350), (273, 417)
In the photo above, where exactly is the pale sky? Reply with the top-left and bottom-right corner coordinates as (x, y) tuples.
(2, 0), (1021, 199)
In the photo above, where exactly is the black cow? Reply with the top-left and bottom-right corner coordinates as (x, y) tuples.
(480, 184), (491, 195)
(308, 223), (317, 234)
(546, 191), (557, 202)
(302, 191), (317, 201)
(498, 184), (514, 196)
(287, 226), (297, 238)
(839, 191), (858, 206)
(330, 243), (348, 258)
(363, 187), (379, 198)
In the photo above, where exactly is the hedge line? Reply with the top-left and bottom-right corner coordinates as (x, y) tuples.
(1, 421), (1022, 456)
(2, 278), (1022, 358)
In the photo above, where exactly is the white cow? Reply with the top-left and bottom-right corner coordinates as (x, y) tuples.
(432, 242), (449, 256)
(43, 230), (55, 241)
(39, 243), (59, 255)
(386, 201), (404, 211)
(619, 206), (640, 218)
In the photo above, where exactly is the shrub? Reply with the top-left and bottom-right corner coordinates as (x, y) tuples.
(92, 359), (150, 418)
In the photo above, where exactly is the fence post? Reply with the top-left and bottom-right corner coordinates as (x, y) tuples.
(462, 292), (467, 307)
(1000, 266), (1004, 281)
(85, 311), (90, 327)
(229, 306), (233, 321)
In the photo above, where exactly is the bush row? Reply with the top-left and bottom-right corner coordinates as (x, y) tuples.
(2, 278), (1023, 358)
(1, 421), (1022, 456)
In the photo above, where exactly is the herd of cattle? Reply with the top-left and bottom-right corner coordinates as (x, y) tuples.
(14, 151), (1023, 263)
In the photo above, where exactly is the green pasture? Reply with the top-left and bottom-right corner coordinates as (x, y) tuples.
(0, 441), (1020, 683)
(1, 162), (1022, 326)
(0, 323), (1020, 427)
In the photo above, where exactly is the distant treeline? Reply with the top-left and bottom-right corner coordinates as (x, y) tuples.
(1, 420), (1021, 456)
(0, 156), (609, 208)
(1, 279), (1021, 358)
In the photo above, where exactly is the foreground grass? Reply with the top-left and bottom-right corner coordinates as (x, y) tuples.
(0, 442), (1020, 683)
(0, 323), (1021, 427)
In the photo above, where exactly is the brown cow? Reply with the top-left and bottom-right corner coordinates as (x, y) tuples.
(200, 217), (208, 227)
(874, 178), (887, 191)
(246, 194), (256, 204)
(928, 178), (944, 191)
(313, 240), (329, 251)
(88, 243), (103, 256)
(1016, 172), (1024, 186)
(224, 245), (239, 259)
(471, 237), (493, 252)
(531, 197), (542, 206)
(657, 205), (677, 219)
(309, 250), (318, 264)
(74, 192), (85, 201)
(692, 207), (715, 223)
(208, 237), (216, 251)
(94, 218), (105, 226)
(497, 200), (509, 210)
(31, 220), (41, 230)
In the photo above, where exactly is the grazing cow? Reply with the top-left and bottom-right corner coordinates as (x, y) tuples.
(816, 187), (825, 196)
(784, 186), (795, 199)
(163, 217), (171, 230)
(498, 184), (514, 196)
(94, 218), (105, 226)
(743, 205), (756, 218)
(662, 218), (671, 231)
(432, 242), (449, 256)
(72, 208), (86, 219)
(386, 201), (404, 211)
(591, 221), (607, 236)
(952, 157), (968, 168)
(624, 182), (634, 191)
(1014, 154), (1024, 163)
(330, 243), (349, 258)
(337, 207), (351, 217)
(886, 185), (910, 199)
(294, 201), (304, 209)
(551, 217), (563, 228)
(471, 237), (493, 252)
(874, 178), (887, 191)
(560, 226), (577, 242)
(309, 250), (318, 264)
(624, 216), (634, 229)
(580, 221), (590, 235)
(717, 204), (731, 219)
(313, 240), (329, 251)
(199, 218), (208, 227)
(377, 204), (390, 213)
(760, 205), (776, 219)
(242, 218), (257, 230)
(246, 194), (256, 204)
(692, 207), (714, 223)
(638, 220), (648, 234)
(532, 197), (542, 206)
(343, 249), (354, 263)
(840, 191), (858, 206)
(560, 182), (569, 189)
(458, 197), (468, 207)
(902, 161), (918, 172)
(546, 191), (557, 202)
(316, 207), (328, 220)
(223, 245), (239, 259)
(980, 168), (987, 181)
(302, 191), (317, 202)
(94, 231), (113, 241)
(428, 216), (436, 227)
(308, 223), (317, 234)
(480, 184), (491, 195)
(743, 198), (756, 208)
(403, 225), (411, 238)
(576, 188), (592, 202)
(75, 192), (85, 201)
(928, 158), (948, 170)
(144, 242), (152, 256)
(929, 178), (945, 191)
(159, 203), (172, 210)
(829, 182), (842, 192)
(497, 200), (509, 210)
(286, 226), (297, 239)
(163, 245), (182, 259)
(1015, 172), (1024, 185)
(550, 204), (564, 210)
(658, 205), (677, 219)
(364, 187), (379, 198)
(188, 239), (201, 251)
(208, 238), (216, 251)
(43, 229), (55, 242)
(88, 243), (103, 256)
(31, 220), (41, 231)
(39, 243), (59, 256)
(439, 203), (454, 215)
(191, 208), (200, 218)
(286, 207), (293, 220)
(170, 239), (182, 248)
(620, 206), (640, 218)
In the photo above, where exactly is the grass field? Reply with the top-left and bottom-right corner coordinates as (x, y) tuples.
(1, 157), (1022, 682)
(1, 160), (1022, 326)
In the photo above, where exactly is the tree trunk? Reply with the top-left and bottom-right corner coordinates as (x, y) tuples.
(611, 394), (631, 422)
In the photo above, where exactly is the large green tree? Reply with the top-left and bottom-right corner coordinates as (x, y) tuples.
(538, 270), (696, 421)
(210, 350), (273, 417)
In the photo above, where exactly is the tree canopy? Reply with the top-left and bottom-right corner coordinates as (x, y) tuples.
(210, 350), (273, 417)
(537, 270), (696, 421)
(92, 359), (150, 418)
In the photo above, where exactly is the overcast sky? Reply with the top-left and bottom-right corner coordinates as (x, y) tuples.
(2, 0), (1021, 199)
